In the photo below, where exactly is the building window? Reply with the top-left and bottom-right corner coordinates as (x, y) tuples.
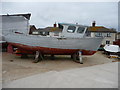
(106, 33), (111, 37)
(106, 40), (110, 44)
(67, 26), (76, 33)
(47, 32), (49, 35)
(42, 32), (45, 35)
(95, 33), (102, 37)
(32, 31), (38, 34)
(77, 27), (85, 33)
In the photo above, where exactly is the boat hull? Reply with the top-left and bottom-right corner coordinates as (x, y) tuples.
(9, 42), (96, 55)
(4, 34), (102, 55)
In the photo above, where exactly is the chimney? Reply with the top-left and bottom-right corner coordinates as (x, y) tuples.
(54, 22), (57, 27)
(92, 21), (96, 27)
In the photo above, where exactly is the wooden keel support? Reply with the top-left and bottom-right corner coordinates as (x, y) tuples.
(33, 51), (43, 63)
(72, 51), (83, 64)
(79, 51), (83, 64)
(72, 53), (79, 63)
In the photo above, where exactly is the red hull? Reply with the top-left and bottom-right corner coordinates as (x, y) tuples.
(8, 43), (96, 55)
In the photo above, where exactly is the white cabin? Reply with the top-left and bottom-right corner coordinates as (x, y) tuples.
(58, 23), (87, 38)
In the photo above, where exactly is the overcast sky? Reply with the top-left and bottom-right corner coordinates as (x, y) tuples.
(1, 2), (118, 31)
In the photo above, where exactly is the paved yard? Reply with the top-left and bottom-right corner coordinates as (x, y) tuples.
(3, 62), (118, 88)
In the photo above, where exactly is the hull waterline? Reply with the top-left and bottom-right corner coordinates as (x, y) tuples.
(9, 42), (96, 55)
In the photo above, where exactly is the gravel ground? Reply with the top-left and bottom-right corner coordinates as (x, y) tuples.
(2, 51), (114, 84)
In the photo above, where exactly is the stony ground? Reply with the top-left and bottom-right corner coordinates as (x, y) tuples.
(2, 51), (115, 84)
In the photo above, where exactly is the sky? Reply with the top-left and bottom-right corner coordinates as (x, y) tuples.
(1, 2), (119, 31)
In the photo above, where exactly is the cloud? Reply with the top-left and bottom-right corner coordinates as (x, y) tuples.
(1, 2), (118, 31)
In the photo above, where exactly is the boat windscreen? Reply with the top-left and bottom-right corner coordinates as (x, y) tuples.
(77, 27), (85, 33)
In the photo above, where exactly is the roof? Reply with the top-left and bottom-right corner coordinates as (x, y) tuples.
(30, 25), (36, 29)
(1, 13), (31, 20)
(88, 26), (116, 33)
(38, 27), (52, 32)
(38, 27), (62, 32)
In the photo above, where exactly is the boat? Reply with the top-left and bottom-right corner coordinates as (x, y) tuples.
(104, 44), (120, 53)
(4, 23), (103, 56)
(103, 44), (120, 58)
(1, 14), (104, 63)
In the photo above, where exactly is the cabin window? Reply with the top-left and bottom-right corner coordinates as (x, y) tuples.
(77, 27), (85, 33)
(85, 30), (91, 37)
(67, 26), (76, 33)
(58, 24), (63, 29)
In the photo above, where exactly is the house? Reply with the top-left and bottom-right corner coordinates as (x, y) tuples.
(87, 21), (117, 45)
(1, 13), (31, 35)
(31, 27), (62, 36)
(49, 27), (62, 37)
(31, 23), (62, 36)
